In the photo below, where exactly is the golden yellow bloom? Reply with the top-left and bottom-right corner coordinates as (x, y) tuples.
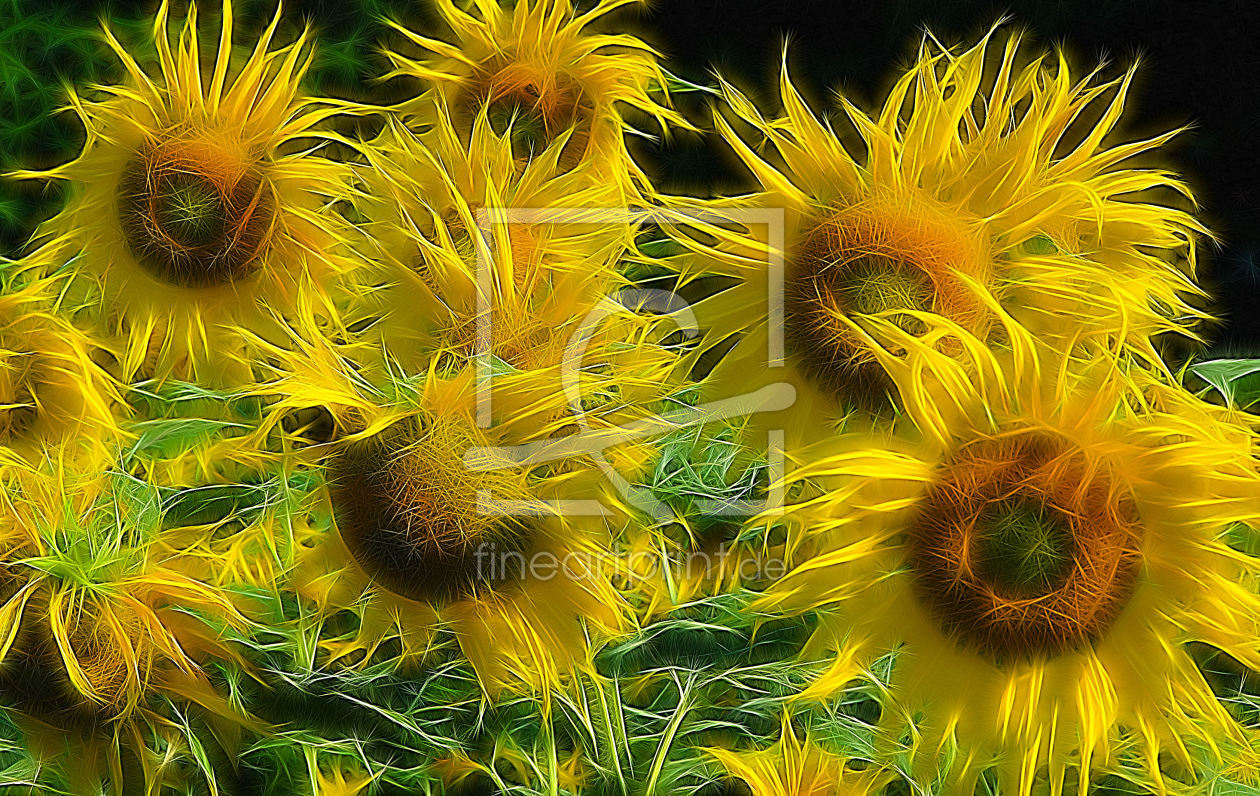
(756, 365), (1260, 793)
(348, 107), (659, 381)
(0, 278), (122, 473)
(0, 471), (255, 795)
(668, 26), (1205, 445)
(259, 332), (633, 696)
(706, 716), (892, 796)
(383, 0), (687, 193)
(13, 0), (362, 385)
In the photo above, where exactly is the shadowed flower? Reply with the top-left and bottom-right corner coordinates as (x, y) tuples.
(0, 278), (122, 474)
(254, 332), (634, 696)
(0, 470), (256, 795)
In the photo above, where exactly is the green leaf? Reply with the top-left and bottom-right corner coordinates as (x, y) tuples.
(109, 471), (164, 537)
(1225, 523), (1260, 557)
(126, 418), (249, 459)
(1190, 359), (1260, 407)
(161, 484), (267, 528)
(660, 71), (720, 96)
(1021, 233), (1058, 255)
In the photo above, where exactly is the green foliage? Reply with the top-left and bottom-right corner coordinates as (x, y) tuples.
(646, 422), (767, 535)
(1190, 358), (1260, 409)
(0, 0), (126, 254)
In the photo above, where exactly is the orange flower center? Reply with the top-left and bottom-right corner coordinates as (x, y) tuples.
(785, 199), (988, 409)
(908, 430), (1142, 659)
(475, 63), (590, 164)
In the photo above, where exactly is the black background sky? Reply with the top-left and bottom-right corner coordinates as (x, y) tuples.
(625, 0), (1260, 352)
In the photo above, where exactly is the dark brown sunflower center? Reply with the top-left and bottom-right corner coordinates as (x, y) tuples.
(119, 140), (274, 288)
(786, 226), (935, 410)
(329, 418), (533, 603)
(908, 431), (1142, 660)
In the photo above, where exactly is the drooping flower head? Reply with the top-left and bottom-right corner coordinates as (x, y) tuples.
(253, 331), (634, 696)
(13, 0), (363, 385)
(0, 469), (255, 795)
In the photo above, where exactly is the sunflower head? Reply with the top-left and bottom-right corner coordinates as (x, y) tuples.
(329, 413), (537, 604)
(0, 281), (122, 467)
(674, 24), (1209, 444)
(908, 427), (1143, 661)
(481, 61), (586, 159)
(384, 0), (686, 182)
(756, 367), (1260, 792)
(348, 109), (673, 395)
(0, 469), (251, 724)
(49, 594), (156, 719)
(118, 134), (275, 289)
(264, 347), (630, 692)
(785, 195), (990, 409)
(12, 0), (361, 384)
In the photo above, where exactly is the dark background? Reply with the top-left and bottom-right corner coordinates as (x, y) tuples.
(1, 0), (1256, 351)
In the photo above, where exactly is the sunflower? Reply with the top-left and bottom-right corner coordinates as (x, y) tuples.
(704, 715), (892, 796)
(309, 754), (377, 796)
(12, 0), (363, 385)
(256, 331), (633, 696)
(665, 26), (1206, 445)
(346, 105), (664, 384)
(0, 277), (122, 473)
(382, 0), (688, 191)
(754, 362), (1260, 793)
(0, 469), (256, 795)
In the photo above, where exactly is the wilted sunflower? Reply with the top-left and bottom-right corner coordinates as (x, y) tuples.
(0, 470), (255, 795)
(382, 0), (688, 190)
(666, 26), (1205, 444)
(705, 716), (892, 796)
(256, 332), (633, 696)
(755, 364), (1260, 793)
(13, 0), (361, 385)
(347, 106), (665, 385)
(0, 277), (122, 473)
